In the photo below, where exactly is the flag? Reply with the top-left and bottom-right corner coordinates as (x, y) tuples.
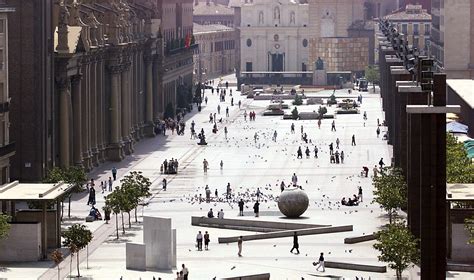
(185, 33), (191, 49)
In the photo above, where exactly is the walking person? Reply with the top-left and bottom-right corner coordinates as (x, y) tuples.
(196, 231), (203, 251)
(291, 173), (298, 186)
(297, 146), (303, 159)
(162, 178), (167, 191)
(358, 186), (363, 202)
(253, 201), (260, 217)
(237, 236), (243, 257)
(224, 127), (228, 139)
(238, 199), (245, 216)
(220, 160), (224, 170)
(314, 252), (325, 272)
(376, 127), (381, 138)
(244, 110), (247, 121)
(273, 130), (278, 142)
(379, 158), (385, 169)
(290, 232), (300, 254)
(226, 183), (231, 199)
(336, 138), (340, 149)
(111, 167), (117, 181)
(238, 100), (241, 109)
(204, 231), (210, 250)
(203, 159), (209, 173)
(87, 186), (96, 206)
(217, 104), (221, 114)
(108, 177), (113, 191)
(314, 146), (319, 158)
(340, 151), (345, 164)
(226, 107), (229, 117)
(318, 118), (321, 129)
(291, 123), (295, 133)
(331, 120), (336, 132)
(352, 135), (356, 146)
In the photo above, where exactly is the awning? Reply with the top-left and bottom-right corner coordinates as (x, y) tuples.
(447, 121), (469, 134)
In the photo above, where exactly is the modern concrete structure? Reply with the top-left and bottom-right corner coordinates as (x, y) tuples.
(0, 222), (41, 262)
(277, 187), (309, 218)
(0, 4), (14, 186)
(143, 216), (176, 270)
(430, 0), (474, 78)
(125, 243), (146, 271)
(384, 4), (432, 55)
(193, 23), (237, 81)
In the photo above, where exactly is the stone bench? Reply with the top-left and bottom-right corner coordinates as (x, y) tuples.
(324, 261), (387, 273)
(191, 216), (329, 231)
(344, 233), (376, 244)
(220, 273), (270, 280)
(218, 225), (353, 243)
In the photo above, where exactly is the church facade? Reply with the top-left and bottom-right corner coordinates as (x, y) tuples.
(239, 0), (311, 74)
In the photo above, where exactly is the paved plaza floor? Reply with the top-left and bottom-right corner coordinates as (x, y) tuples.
(2, 75), (473, 280)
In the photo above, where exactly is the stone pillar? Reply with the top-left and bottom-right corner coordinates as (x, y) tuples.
(138, 50), (146, 138)
(128, 51), (136, 142)
(107, 65), (125, 161)
(96, 56), (106, 162)
(58, 77), (71, 167)
(71, 75), (83, 167)
(152, 55), (161, 122)
(133, 50), (141, 140)
(121, 62), (132, 155)
(81, 58), (92, 170)
(90, 57), (99, 166)
(144, 54), (155, 137)
(385, 56), (403, 147)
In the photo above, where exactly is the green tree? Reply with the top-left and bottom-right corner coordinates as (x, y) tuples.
(292, 94), (303, 105)
(43, 166), (87, 218)
(447, 133), (474, 184)
(0, 214), (11, 240)
(365, 65), (380, 91)
(120, 171), (152, 224)
(62, 224), (93, 278)
(317, 106), (327, 117)
(105, 190), (121, 239)
(373, 167), (407, 224)
(465, 216), (474, 245)
(373, 223), (420, 280)
(291, 107), (299, 120)
(50, 249), (64, 280)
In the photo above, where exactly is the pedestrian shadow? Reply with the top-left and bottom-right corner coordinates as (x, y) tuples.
(278, 216), (310, 220)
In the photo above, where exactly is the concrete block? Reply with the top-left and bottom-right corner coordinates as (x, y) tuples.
(324, 261), (387, 273)
(171, 229), (177, 268)
(221, 273), (270, 280)
(218, 225), (353, 243)
(143, 216), (172, 270)
(126, 243), (146, 271)
(191, 216), (329, 231)
(0, 222), (41, 261)
(344, 233), (376, 244)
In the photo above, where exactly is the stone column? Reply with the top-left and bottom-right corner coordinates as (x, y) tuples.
(152, 55), (160, 122)
(129, 50), (136, 141)
(96, 56), (106, 162)
(138, 50), (145, 138)
(107, 64), (125, 161)
(90, 57), (99, 166)
(133, 50), (140, 140)
(144, 54), (155, 137)
(81, 58), (92, 170)
(121, 62), (132, 155)
(58, 77), (71, 167)
(71, 75), (83, 167)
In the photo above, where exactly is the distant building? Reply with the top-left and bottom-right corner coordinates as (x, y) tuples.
(365, 0), (399, 19)
(446, 79), (474, 138)
(348, 20), (376, 65)
(193, 23), (237, 81)
(193, 0), (235, 27)
(383, 4), (432, 55)
(431, 0), (474, 78)
(400, 0), (431, 11)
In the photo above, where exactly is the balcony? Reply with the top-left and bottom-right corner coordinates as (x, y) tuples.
(165, 37), (198, 56)
(0, 141), (14, 158)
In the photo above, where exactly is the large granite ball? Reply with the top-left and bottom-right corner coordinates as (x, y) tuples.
(278, 187), (309, 218)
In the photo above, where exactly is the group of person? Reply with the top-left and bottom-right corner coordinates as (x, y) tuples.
(175, 264), (189, 280)
(245, 110), (257, 121)
(195, 230), (211, 251)
(161, 158), (179, 174)
(341, 187), (363, 207)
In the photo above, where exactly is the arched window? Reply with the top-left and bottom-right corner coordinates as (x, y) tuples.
(258, 11), (264, 24)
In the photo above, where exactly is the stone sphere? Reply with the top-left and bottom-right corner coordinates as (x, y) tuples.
(278, 187), (309, 218)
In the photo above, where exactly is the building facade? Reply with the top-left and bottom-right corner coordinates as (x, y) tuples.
(0, 3), (14, 185)
(431, 0), (474, 78)
(239, 0), (311, 73)
(400, 0), (431, 11)
(6, 0), (194, 182)
(383, 4), (431, 55)
(193, 0), (234, 27)
(193, 23), (236, 81)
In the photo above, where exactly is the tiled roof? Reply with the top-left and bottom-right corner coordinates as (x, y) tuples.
(383, 5), (431, 21)
(193, 23), (234, 34)
(194, 2), (233, 15)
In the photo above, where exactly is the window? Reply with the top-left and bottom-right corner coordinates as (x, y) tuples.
(246, 38), (252, 47)
(413, 24), (419, 35)
(0, 49), (3, 70)
(0, 20), (4, 34)
(0, 83), (4, 102)
(246, 62), (253, 72)
(425, 23), (430, 35)
(302, 39), (308, 48)
(413, 37), (419, 49)
(402, 24), (407, 34)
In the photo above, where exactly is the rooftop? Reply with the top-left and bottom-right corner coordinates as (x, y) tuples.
(193, 2), (233, 16)
(383, 4), (431, 21)
(0, 181), (71, 201)
(447, 183), (474, 201)
(193, 23), (234, 34)
(447, 79), (474, 109)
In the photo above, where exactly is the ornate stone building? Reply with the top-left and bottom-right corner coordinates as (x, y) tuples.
(7, 0), (194, 181)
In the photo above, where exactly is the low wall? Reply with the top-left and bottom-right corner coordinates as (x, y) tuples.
(324, 261), (386, 273)
(218, 225), (353, 243)
(344, 234), (376, 244)
(16, 209), (59, 249)
(0, 222), (41, 262)
(192, 216), (329, 231)
(220, 273), (270, 280)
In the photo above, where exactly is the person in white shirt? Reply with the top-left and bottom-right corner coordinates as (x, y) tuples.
(218, 209), (224, 219)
